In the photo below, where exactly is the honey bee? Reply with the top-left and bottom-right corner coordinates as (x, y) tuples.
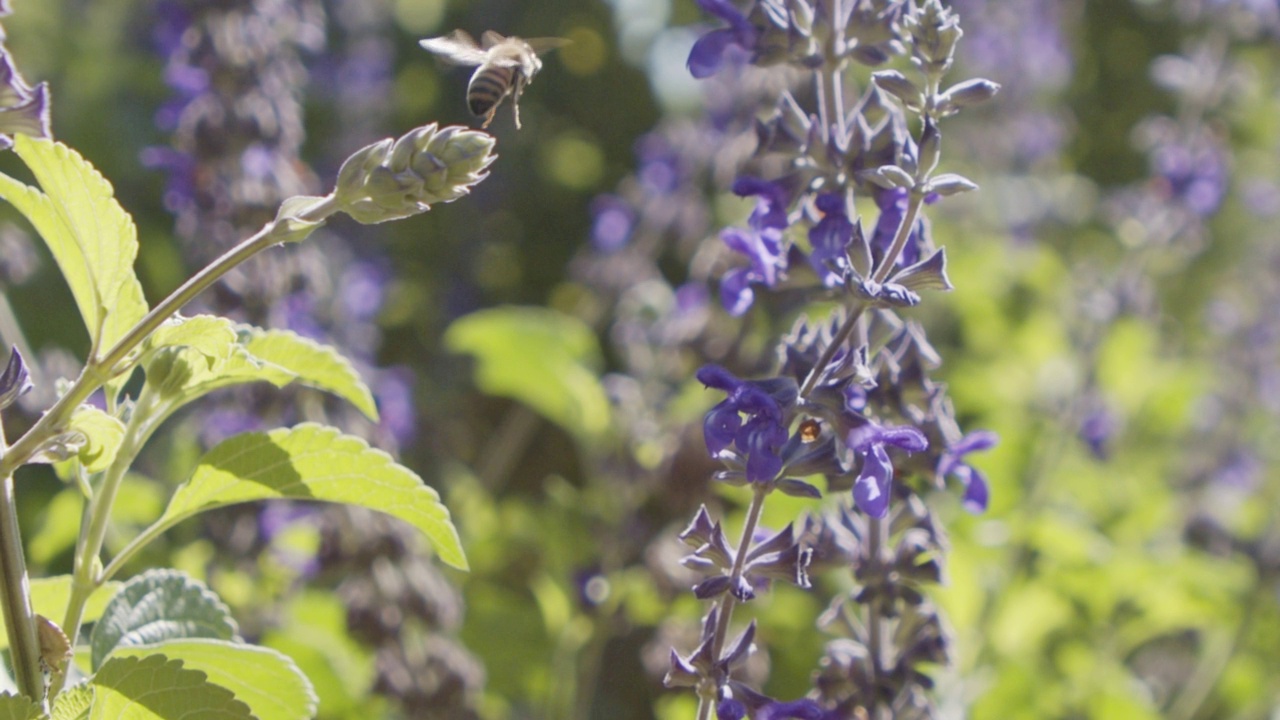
(419, 30), (568, 130)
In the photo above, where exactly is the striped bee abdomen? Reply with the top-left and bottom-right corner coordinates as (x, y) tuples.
(467, 65), (516, 117)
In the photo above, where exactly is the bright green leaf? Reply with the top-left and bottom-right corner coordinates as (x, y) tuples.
(160, 423), (466, 569)
(0, 576), (121, 652)
(0, 136), (148, 356)
(142, 316), (238, 362)
(90, 569), (237, 671)
(111, 640), (316, 720)
(244, 328), (378, 420)
(0, 692), (42, 720)
(90, 654), (252, 720)
(51, 683), (93, 720)
(445, 306), (611, 441)
(69, 406), (125, 474)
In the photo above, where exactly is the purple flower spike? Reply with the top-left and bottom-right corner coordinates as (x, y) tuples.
(758, 699), (827, 720)
(688, 0), (759, 79)
(718, 177), (793, 315)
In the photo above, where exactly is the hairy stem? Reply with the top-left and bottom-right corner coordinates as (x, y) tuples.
(0, 474), (41, 703)
(696, 483), (770, 720)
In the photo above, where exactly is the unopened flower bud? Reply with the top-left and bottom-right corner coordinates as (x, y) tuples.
(0, 348), (32, 410)
(0, 51), (51, 146)
(937, 78), (1001, 115)
(334, 124), (496, 224)
(907, 0), (963, 78)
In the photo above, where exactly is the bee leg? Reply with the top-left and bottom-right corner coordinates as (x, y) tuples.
(512, 77), (526, 129)
(481, 105), (498, 129)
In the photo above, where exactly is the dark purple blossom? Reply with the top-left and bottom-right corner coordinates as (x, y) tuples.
(757, 698), (828, 720)
(688, 0), (759, 79)
(937, 430), (998, 512)
(720, 177), (791, 315)
(807, 193), (853, 286)
(847, 422), (929, 518)
(698, 364), (791, 483)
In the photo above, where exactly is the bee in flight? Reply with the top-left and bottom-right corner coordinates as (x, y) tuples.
(419, 30), (568, 130)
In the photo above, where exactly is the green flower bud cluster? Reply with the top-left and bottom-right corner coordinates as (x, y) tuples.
(334, 123), (496, 224)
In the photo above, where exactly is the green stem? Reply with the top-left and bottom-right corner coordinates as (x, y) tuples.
(695, 483), (769, 720)
(0, 195), (337, 481)
(870, 193), (924, 286)
(0, 473), (42, 703)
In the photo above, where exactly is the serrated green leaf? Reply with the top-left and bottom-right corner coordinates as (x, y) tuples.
(0, 136), (147, 356)
(90, 654), (252, 720)
(49, 697), (81, 720)
(159, 423), (466, 569)
(142, 316), (238, 361)
(52, 684), (93, 720)
(0, 576), (121, 652)
(445, 306), (612, 442)
(0, 692), (42, 720)
(90, 570), (237, 672)
(244, 329), (378, 420)
(111, 640), (316, 720)
(69, 406), (125, 474)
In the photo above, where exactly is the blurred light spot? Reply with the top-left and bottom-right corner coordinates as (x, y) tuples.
(560, 26), (607, 76)
(541, 133), (604, 190)
(584, 576), (611, 605)
(647, 28), (703, 112)
(396, 64), (439, 118)
(393, 0), (446, 34)
(604, 0), (671, 65)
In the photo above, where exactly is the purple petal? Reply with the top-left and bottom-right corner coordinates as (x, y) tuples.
(696, 363), (741, 391)
(688, 28), (737, 79)
(853, 444), (893, 518)
(962, 467), (989, 513)
(696, 0), (749, 27)
(720, 267), (756, 316)
(703, 401), (742, 456)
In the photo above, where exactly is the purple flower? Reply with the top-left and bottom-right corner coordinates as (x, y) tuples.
(697, 364), (791, 483)
(807, 193), (852, 286)
(688, 0), (759, 79)
(589, 194), (635, 252)
(757, 699), (828, 720)
(720, 177), (791, 315)
(937, 430), (998, 513)
(847, 423), (929, 518)
(375, 367), (417, 447)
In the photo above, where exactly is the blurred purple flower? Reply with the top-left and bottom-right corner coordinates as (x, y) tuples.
(590, 194), (635, 252)
(340, 261), (390, 323)
(201, 408), (264, 447)
(720, 177), (791, 315)
(807, 193), (852, 286)
(688, 0), (759, 79)
(937, 430), (998, 512)
(374, 367), (417, 447)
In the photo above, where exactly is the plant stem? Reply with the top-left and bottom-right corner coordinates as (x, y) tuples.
(695, 483), (770, 720)
(870, 194), (923, 286)
(0, 195), (336, 480)
(0, 473), (42, 703)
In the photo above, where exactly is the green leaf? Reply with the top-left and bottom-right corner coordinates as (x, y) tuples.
(110, 640), (316, 720)
(0, 692), (43, 720)
(0, 136), (147, 356)
(244, 328), (378, 420)
(160, 423), (466, 569)
(52, 684), (93, 720)
(90, 569), (237, 672)
(445, 306), (612, 441)
(90, 654), (252, 720)
(0, 576), (121, 652)
(69, 407), (125, 474)
(142, 316), (238, 362)
(272, 195), (329, 244)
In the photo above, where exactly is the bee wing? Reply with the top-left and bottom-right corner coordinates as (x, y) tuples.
(523, 37), (572, 54)
(419, 30), (487, 65)
(480, 30), (509, 49)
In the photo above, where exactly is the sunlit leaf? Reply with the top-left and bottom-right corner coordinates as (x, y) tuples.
(90, 570), (237, 671)
(158, 423), (466, 569)
(445, 306), (612, 441)
(89, 654), (251, 719)
(0, 136), (147, 356)
(0, 692), (42, 720)
(51, 683), (93, 720)
(69, 406), (125, 474)
(142, 316), (238, 362)
(110, 640), (316, 720)
(244, 328), (378, 421)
